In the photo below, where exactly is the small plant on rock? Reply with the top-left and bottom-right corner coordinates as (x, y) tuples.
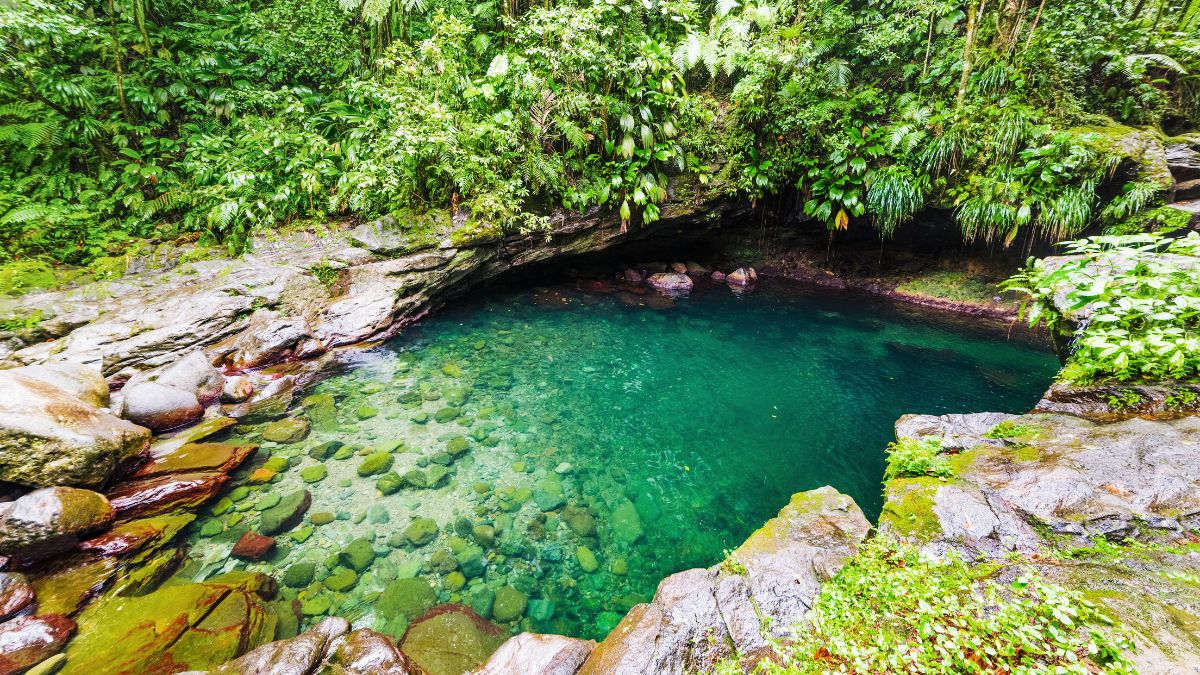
(884, 437), (952, 480)
(1164, 388), (1199, 411)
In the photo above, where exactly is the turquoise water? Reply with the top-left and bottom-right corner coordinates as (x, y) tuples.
(182, 278), (1059, 642)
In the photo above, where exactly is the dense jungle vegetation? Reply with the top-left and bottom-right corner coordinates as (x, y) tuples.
(2, 0), (1199, 271)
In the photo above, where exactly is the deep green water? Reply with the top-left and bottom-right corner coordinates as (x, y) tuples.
(182, 278), (1059, 642)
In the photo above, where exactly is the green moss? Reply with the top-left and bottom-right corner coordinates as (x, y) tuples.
(895, 270), (998, 304)
(879, 477), (943, 542)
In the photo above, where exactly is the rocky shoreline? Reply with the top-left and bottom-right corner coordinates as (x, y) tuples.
(0, 200), (1197, 673)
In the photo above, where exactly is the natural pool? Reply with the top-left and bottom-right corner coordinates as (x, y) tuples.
(179, 277), (1060, 643)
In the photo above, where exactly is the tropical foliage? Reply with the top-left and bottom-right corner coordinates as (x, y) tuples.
(716, 539), (1135, 674)
(1006, 232), (1200, 384)
(2, 0), (1198, 266)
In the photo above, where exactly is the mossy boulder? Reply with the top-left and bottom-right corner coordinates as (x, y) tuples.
(261, 418), (311, 444)
(577, 546), (599, 573)
(492, 586), (527, 622)
(339, 538), (376, 572)
(307, 440), (343, 460)
(323, 567), (358, 592)
(299, 465), (326, 483)
(377, 578), (436, 620)
(376, 472), (404, 495)
(357, 452), (394, 477)
(446, 436), (470, 457)
(258, 490), (311, 535)
(281, 563), (315, 588)
(433, 407), (461, 423)
(405, 518), (439, 547)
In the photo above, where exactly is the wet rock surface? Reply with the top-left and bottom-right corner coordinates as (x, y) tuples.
(0, 487), (115, 559)
(477, 632), (595, 675)
(0, 614), (76, 674)
(0, 364), (150, 488)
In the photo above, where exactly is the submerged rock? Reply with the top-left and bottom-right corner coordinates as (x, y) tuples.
(377, 578), (437, 620)
(258, 490), (312, 535)
(400, 605), (506, 675)
(492, 586), (527, 623)
(0, 364), (150, 488)
(231, 531), (275, 560)
(262, 417), (311, 444)
(404, 518), (439, 547)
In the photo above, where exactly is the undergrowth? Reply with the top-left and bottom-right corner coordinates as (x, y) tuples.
(715, 539), (1136, 674)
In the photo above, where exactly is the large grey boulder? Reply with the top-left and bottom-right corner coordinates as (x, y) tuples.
(0, 486), (114, 558)
(881, 412), (1200, 558)
(124, 350), (224, 405)
(120, 381), (203, 432)
(578, 487), (869, 674)
(211, 314), (312, 370)
(0, 365), (150, 487)
(8, 362), (111, 408)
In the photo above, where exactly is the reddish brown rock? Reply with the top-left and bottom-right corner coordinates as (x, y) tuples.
(477, 633), (596, 675)
(726, 267), (757, 286)
(131, 443), (257, 479)
(711, 270), (726, 282)
(80, 513), (195, 558)
(642, 295), (675, 310)
(0, 573), (33, 621)
(622, 269), (643, 284)
(576, 280), (614, 295)
(231, 532), (275, 561)
(401, 605), (505, 675)
(107, 471), (229, 520)
(209, 616), (349, 675)
(325, 628), (415, 674)
(669, 262), (688, 274)
(0, 614), (75, 674)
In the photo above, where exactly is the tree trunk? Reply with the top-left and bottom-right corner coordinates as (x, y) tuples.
(956, 0), (988, 108)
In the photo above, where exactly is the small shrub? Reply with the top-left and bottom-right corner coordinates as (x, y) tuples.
(719, 549), (747, 576)
(1164, 389), (1199, 411)
(884, 437), (952, 480)
(983, 420), (1043, 443)
(1105, 389), (1143, 411)
(311, 262), (339, 288)
(1004, 232), (1200, 384)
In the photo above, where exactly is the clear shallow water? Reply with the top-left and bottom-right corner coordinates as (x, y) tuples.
(181, 278), (1059, 642)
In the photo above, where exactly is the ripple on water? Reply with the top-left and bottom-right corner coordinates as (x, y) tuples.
(179, 278), (1059, 642)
